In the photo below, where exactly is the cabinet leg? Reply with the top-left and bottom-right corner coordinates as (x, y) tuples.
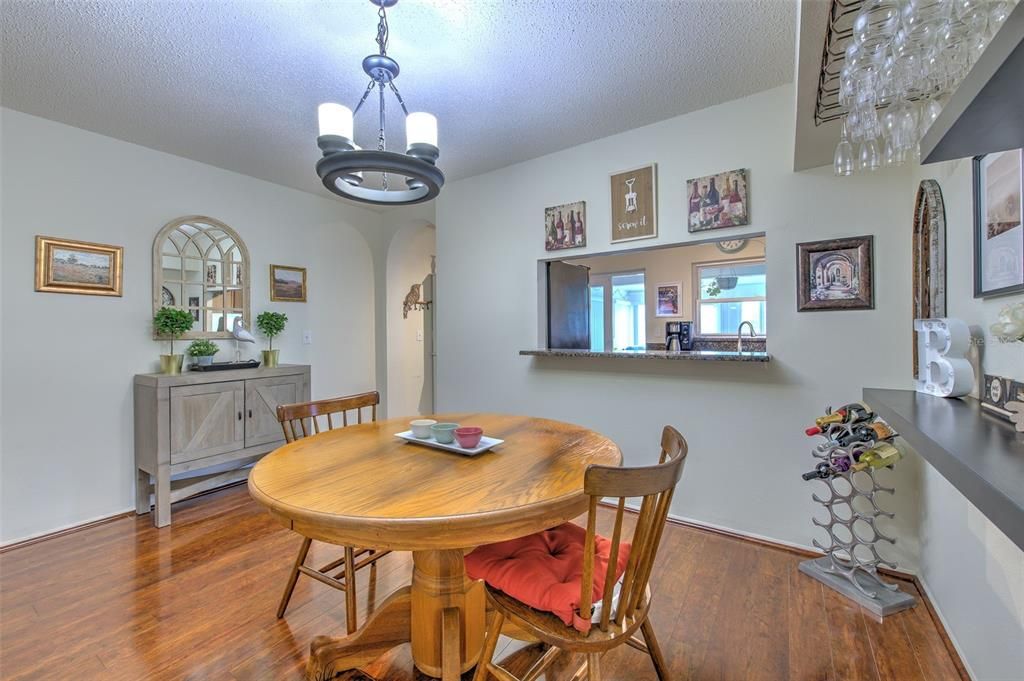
(154, 464), (171, 527)
(135, 469), (151, 515)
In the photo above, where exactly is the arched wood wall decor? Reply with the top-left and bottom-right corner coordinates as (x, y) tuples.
(912, 180), (947, 376)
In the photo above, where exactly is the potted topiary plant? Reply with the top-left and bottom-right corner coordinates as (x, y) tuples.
(186, 338), (219, 367)
(153, 306), (194, 374)
(256, 311), (287, 368)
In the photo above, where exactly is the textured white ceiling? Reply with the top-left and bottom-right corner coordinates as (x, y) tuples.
(1, 0), (797, 202)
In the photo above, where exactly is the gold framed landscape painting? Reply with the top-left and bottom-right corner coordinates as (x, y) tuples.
(270, 264), (307, 302)
(35, 236), (123, 296)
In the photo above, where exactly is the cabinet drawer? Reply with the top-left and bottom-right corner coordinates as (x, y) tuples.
(169, 381), (245, 465)
(244, 375), (304, 448)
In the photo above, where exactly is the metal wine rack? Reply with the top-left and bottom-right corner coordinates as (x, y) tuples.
(799, 419), (917, 617)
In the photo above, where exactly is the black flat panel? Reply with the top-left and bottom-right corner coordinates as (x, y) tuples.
(864, 388), (1024, 551)
(547, 261), (590, 349)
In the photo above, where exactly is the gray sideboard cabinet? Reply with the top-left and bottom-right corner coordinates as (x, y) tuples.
(133, 364), (311, 526)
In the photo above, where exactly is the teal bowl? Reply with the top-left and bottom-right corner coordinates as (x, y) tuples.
(430, 422), (459, 444)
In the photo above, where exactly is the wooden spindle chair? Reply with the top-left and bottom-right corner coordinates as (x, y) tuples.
(473, 425), (688, 681)
(274, 391), (391, 632)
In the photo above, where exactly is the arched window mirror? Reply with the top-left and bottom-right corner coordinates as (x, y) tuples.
(152, 216), (251, 339)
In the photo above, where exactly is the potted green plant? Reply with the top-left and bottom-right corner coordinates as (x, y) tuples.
(186, 338), (219, 367)
(256, 311), (287, 368)
(153, 307), (194, 374)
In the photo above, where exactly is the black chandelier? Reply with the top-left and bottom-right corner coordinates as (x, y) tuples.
(316, 0), (443, 206)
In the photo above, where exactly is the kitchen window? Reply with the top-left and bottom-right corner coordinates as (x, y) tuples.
(694, 259), (766, 336)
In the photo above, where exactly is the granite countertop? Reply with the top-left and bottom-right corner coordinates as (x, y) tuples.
(519, 349), (770, 362)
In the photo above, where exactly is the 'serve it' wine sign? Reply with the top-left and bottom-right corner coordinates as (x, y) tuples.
(914, 318), (974, 398)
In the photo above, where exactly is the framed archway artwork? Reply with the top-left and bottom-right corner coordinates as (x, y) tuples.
(796, 235), (874, 311)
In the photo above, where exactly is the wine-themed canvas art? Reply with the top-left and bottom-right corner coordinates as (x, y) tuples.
(687, 168), (750, 232)
(610, 164), (657, 243)
(544, 201), (586, 251)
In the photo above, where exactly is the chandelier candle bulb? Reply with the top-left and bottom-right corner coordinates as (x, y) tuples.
(406, 112), (438, 149)
(318, 103), (354, 140)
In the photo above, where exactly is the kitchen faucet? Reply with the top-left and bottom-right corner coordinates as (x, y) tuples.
(737, 321), (756, 352)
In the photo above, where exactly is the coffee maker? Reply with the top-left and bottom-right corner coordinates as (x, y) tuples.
(665, 321), (693, 351)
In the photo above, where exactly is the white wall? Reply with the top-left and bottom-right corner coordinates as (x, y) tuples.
(433, 83), (1021, 677)
(0, 109), (385, 543)
(910, 157), (1024, 681)
(436, 84), (922, 562)
(386, 221), (436, 417)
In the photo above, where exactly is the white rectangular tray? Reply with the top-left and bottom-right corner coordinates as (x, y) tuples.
(394, 430), (504, 456)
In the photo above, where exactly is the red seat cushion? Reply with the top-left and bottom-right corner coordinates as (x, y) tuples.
(465, 522), (631, 633)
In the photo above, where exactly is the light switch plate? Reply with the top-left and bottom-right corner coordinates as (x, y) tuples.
(303, 330), (312, 345)
(416, 330), (424, 342)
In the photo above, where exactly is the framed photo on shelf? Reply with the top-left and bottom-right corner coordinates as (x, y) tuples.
(34, 235), (123, 296)
(610, 164), (657, 243)
(545, 201), (586, 251)
(973, 149), (1023, 298)
(686, 168), (750, 232)
(796, 235), (874, 312)
(270, 264), (307, 302)
(655, 282), (682, 317)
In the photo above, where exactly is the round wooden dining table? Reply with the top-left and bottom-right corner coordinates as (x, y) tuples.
(248, 413), (622, 681)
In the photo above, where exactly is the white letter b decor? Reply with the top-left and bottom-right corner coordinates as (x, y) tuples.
(915, 318), (975, 398)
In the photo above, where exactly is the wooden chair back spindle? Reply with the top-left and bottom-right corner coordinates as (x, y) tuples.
(580, 425), (688, 632)
(277, 391), (380, 444)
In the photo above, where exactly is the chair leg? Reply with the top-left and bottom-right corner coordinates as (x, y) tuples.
(587, 652), (602, 681)
(277, 536), (313, 618)
(344, 546), (357, 634)
(473, 610), (504, 681)
(641, 619), (669, 680)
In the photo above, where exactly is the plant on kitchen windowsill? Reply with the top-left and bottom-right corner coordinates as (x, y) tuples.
(990, 301), (1024, 343)
(153, 306), (194, 375)
(256, 311), (287, 368)
(186, 339), (219, 367)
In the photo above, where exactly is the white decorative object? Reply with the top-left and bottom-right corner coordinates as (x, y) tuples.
(989, 300), (1024, 342)
(1006, 401), (1024, 433)
(914, 318), (975, 397)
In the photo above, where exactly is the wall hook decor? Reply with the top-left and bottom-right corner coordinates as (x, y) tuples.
(402, 283), (431, 319)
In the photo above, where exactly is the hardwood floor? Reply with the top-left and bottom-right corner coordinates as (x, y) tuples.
(0, 485), (965, 681)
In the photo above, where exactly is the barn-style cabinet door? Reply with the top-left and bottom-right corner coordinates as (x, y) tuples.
(245, 375), (306, 447)
(169, 381), (246, 465)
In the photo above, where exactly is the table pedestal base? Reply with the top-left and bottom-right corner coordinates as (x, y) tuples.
(305, 549), (485, 681)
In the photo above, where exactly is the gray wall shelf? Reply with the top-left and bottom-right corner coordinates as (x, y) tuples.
(863, 388), (1024, 552)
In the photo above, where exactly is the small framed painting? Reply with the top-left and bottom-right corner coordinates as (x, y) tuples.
(973, 149), (1023, 298)
(545, 201), (586, 251)
(796, 235), (874, 311)
(35, 235), (123, 296)
(270, 264), (307, 302)
(687, 168), (750, 232)
(655, 282), (682, 317)
(610, 164), (657, 243)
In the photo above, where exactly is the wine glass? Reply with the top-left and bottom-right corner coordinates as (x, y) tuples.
(859, 138), (881, 171)
(834, 119), (855, 176)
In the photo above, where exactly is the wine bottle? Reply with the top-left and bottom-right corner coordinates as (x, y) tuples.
(729, 178), (744, 219)
(688, 184), (702, 228)
(706, 177), (720, 225)
(575, 211), (584, 244)
(804, 411), (847, 435)
(802, 461), (834, 481)
(567, 210), (575, 246)
(556, 211), (564, 243)
(850, 442), (903, 471)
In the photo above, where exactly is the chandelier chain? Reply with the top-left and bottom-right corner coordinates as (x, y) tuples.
(376, 4), (389, 56)
(378, 78), (388, 190)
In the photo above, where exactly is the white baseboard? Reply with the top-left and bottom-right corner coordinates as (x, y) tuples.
(1, 506), (134, 548)
(915, 575), (977, 681)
